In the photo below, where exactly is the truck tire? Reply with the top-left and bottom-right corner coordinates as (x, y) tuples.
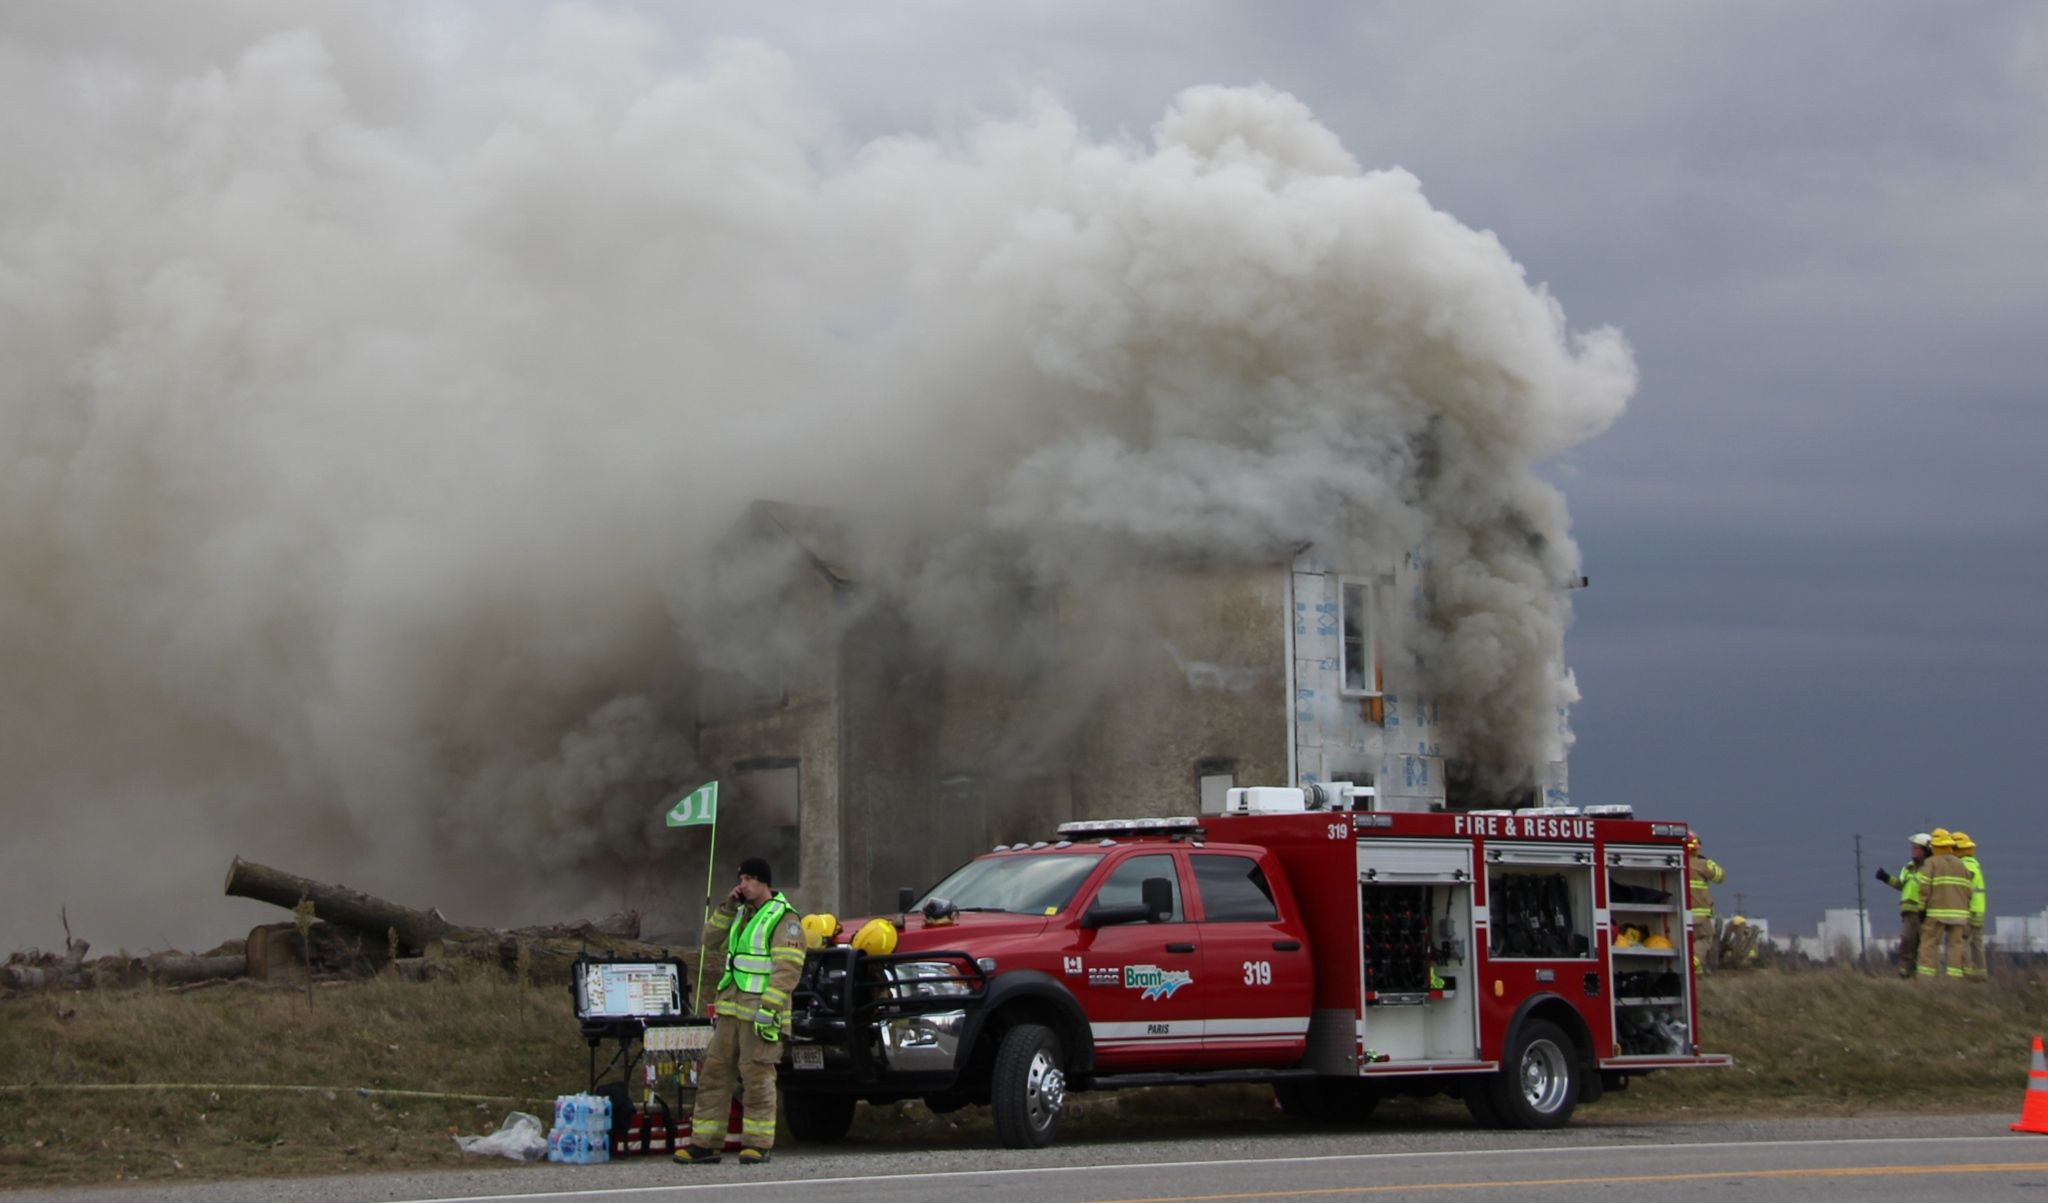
(1482, 1018), (1579, 1129)
(782, 1089), (857, 1144)
(1275, 1080), (1380, 1123)
(1461, 1076), (1502, 1128)
(991, 1023), (1066, 1148)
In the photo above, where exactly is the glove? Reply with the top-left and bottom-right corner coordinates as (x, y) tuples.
(1874, 868), (1891, 883)
(755, 1022), (781, 1043)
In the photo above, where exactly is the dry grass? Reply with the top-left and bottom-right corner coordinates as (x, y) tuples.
(0, 971), (587, 1189)
(1614, 965), (2048, 1114)
(3, 966), (2040, 1188)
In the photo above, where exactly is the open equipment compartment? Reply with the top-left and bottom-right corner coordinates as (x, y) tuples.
(1356, 839), (1478, 1063)
(1603, 845), (1692, 1058)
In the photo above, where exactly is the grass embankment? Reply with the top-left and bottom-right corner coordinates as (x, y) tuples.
(2, 967), (2041, 1189)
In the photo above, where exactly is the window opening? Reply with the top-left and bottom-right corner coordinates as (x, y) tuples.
(1093, 853), (1183, 922)
(1192, 854), (1278, 922)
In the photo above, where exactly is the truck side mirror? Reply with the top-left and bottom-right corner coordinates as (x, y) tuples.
(1141, 877), (1173, 923)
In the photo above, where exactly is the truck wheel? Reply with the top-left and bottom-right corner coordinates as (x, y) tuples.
(991, 1023), (1066, 1148)
(783, 1090), (857, 1143)
(1461, 1077), (1502, 1128)
(1483, 1019), (1579, 1129)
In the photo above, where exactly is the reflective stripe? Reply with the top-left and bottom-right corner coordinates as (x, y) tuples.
(761, 987), (789, 1007)
(770, 948), (806, 963)
(1091, 1017), (1310, 1042)
(742, 1118), (776, 1135)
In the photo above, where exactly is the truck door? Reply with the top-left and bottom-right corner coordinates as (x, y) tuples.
(1068, 851), (1204, 1069)
(1191, 850), (1312, 1066)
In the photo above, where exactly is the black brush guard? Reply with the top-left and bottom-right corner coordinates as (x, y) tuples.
(788, 946), (990, 1084)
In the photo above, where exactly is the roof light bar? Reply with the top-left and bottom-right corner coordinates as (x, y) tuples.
(1055, 817), (1205, 839)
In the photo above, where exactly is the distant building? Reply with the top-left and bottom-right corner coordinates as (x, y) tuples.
(1989, 907), (2048, 954)
(1791, 908), (1872, 962)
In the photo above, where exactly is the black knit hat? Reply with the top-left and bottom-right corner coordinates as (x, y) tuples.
(737, 856), (773, 886)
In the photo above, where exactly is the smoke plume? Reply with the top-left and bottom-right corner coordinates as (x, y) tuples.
(0, 7), (1631, 950)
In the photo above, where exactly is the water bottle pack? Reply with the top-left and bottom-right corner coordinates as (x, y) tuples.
(546, 1094), (613, 1165)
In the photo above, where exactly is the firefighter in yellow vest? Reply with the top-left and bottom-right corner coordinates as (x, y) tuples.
(1953, 831), (1987, 980)
(1876, 833), (1931, 978)
(1686, 833), (1724, 973)
(677, 856), (806, 1165)
(1915, 833), (1971, 980)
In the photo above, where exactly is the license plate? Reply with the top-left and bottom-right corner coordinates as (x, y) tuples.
(792, 1045), (824, 1070)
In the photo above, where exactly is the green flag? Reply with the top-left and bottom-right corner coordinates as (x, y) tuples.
(665, 781), (718, 827)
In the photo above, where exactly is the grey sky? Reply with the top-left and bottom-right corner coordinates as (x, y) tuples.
(3, 2), (2042, 947)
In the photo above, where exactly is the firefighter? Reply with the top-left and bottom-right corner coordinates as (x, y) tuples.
(1915, 833), (1971, 980)
(1686, 833), (1724, 973)
(1953, 831), (1987, 980)
(1875, 833), (1931, 978)
(676, 856), (806, 1166)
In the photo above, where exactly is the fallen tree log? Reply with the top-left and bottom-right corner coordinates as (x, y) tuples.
(225, 857), (455, 953)
(144, 953), (246, 986)
(226, 857), (696, 986)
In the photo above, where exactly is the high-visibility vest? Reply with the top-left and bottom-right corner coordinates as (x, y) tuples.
(1895, 863), (1926, 914)
(719, 893), (793, 995)
(1963, 856), (1986, 925)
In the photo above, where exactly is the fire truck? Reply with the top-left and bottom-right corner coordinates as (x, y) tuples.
(777, 785), (1730, 1148)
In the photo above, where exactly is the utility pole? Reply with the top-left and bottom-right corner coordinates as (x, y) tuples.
(1853, 834), (1869, 969)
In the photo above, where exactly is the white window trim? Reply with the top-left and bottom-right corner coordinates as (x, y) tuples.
(1337, 575), (1380, 698)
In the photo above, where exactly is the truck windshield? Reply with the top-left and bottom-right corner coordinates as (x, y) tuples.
(917, 854), (1104, 915)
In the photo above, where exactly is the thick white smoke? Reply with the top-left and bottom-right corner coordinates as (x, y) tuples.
(0, 7), (1631, 950)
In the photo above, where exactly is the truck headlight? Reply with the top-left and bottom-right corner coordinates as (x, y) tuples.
(885, 961), (972, 999)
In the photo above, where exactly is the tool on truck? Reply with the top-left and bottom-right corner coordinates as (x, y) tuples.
(775, 785), (1730, 1148)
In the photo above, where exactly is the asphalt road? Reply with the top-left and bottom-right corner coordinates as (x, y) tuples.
(8, 1114), (2042, 1203)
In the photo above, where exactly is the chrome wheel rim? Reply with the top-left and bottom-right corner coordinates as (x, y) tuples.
(1519, 1038), (1570, 1114)
(1025, 1048), (1066, 1128)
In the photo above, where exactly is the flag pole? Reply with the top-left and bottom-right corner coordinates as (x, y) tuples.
(695, 801), (719, 1014)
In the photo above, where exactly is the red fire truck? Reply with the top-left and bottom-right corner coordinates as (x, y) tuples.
(778, 786), (1730, 1148)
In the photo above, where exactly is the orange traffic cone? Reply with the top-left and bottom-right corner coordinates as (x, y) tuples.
(2013, 1035), (2048, 1134)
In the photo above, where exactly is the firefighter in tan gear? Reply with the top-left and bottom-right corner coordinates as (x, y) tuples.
(1876, 833), (1931, 978)
(1953, 831), (1987, 980)
(1685, 833), (1724, 973)
(677, 856), (805, 1165)
(1916, 833), (1971, 980)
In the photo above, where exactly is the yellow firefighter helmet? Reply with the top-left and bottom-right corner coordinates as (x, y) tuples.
(852, 917), (899, 956)
(1644, 933), (1676, 951)
(1952, 831), (1975, 853)
(800, 913), (840, 949)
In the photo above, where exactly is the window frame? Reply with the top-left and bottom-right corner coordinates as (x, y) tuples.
(1190, 852), (1281, 923)
(1196, 756), (1237, 816)
(1338, 575), (1379, 698)
(1088, 852), (1187, 924)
